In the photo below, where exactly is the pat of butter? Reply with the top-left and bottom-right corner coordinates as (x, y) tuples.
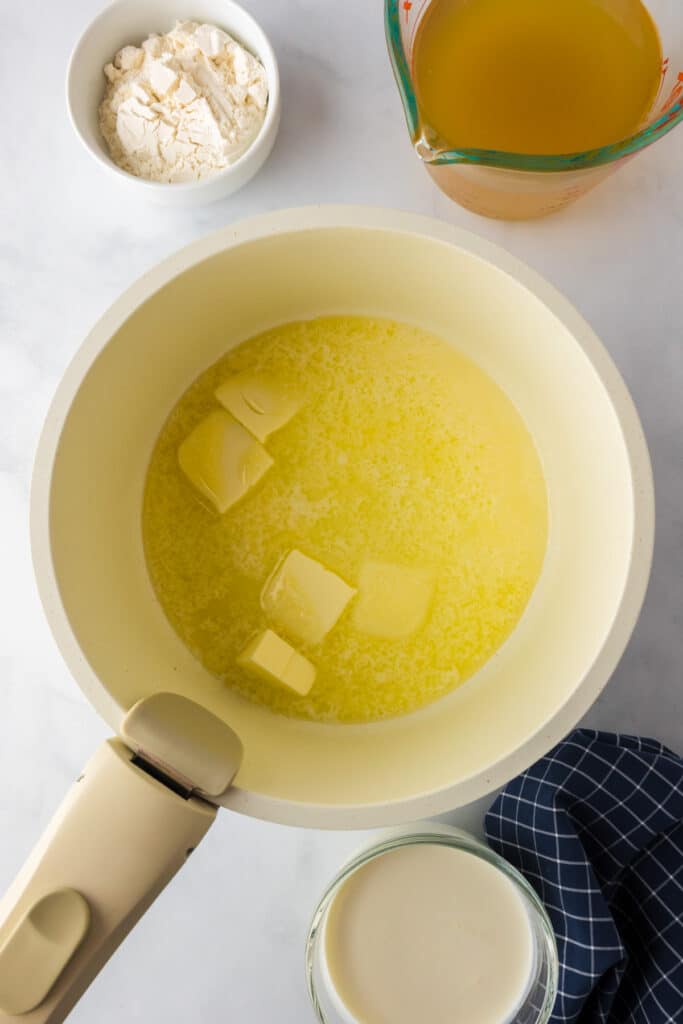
(215, 372), (302, 443)
(178, 409), (273, 514)
(238, 629), (316, 696)
(353, 562), (435, 639)
(261, 549), (356, 645)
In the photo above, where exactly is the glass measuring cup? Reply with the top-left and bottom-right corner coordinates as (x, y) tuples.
(386, 0), (683, 219)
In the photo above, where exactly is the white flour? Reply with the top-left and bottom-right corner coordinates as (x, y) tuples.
(99, 21), (268, 183)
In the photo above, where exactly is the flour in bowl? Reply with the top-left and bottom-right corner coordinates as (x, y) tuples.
(99, 21), (268, 183)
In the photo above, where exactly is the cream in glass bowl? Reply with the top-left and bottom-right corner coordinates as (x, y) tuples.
(307, 826), (559, 1024)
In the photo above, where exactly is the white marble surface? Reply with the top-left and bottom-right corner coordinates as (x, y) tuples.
(1, 1), (682, 1021)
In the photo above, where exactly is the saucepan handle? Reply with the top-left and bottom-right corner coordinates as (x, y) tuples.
(0, 739), (216, 1023)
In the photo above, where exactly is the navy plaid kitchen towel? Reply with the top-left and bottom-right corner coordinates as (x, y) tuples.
(485, 730), (683, 1024)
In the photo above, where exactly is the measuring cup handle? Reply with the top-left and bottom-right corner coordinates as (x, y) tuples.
(0, 739), (216, 1023)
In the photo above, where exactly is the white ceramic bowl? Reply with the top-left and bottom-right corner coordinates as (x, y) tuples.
(32, 207), (654, 828)
(66, 0), (281, 206)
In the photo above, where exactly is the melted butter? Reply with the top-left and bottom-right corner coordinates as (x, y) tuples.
(143, 316), (548, 723)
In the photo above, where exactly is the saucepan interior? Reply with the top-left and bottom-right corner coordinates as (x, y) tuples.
(31, 208), (653, 828)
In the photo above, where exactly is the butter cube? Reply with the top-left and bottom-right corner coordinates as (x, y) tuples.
(238, 629), (316, 696)
(215, 372), (302, 443)
(353, 562), (435, 639)
(178, 409), (273, 514)
(261, 549), (356, 645)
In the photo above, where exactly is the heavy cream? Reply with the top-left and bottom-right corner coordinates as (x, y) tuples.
(324, 843), (535, 1024)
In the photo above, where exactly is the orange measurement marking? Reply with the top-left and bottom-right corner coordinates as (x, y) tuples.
(659, 69), (683, 112)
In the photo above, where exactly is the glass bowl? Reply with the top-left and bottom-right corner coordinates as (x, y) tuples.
(306, 825), (559, 1024)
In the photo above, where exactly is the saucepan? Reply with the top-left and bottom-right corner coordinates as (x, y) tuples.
(0, 207), (654, 1021)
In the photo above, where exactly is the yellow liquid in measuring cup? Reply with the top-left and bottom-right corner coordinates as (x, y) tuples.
(143, 317), (547, 724)
(413, 0), (663, 155)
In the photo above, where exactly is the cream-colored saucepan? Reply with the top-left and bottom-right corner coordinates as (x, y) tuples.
(0, 207), (653, 1021)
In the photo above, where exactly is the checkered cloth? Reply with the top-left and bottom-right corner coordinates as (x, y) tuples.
(485, 731), (683, 1024)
